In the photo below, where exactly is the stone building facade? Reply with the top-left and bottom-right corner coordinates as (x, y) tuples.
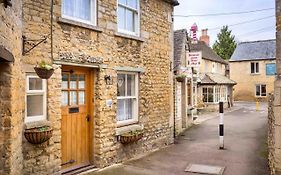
(0, 1), (24, 175)
(269, 0), (281, 174)
(230, 40), (276, 102)
(0, 0), (179, 174)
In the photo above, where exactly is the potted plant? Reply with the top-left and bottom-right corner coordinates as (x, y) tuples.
(34, 61), (54, 79)
(120, 130), (144, 144)
(175, 74), (186, 82)
(24, 125), (53, 144)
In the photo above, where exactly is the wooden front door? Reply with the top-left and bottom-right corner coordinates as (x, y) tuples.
(61, 66), (92, 171)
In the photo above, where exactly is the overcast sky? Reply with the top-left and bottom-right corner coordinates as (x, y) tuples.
(174, 0), (276, 46)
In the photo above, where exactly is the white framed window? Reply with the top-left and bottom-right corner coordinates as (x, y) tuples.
(117, 0), (140, 36)
(25, 75), (47, 123)
(202, 86), (227, 103)
(62, 0), (97, 25)
(117, 72), (139, 126)
(256, 84), (266, 97)
(251, 62), (260, 74)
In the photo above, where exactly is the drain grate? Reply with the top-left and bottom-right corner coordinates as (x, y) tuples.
(185, 164), (225, 175)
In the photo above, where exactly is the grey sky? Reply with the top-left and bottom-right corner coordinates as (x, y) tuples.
(174, 0), (276, 46)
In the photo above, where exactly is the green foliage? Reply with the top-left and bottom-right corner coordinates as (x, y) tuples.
(212, 26), (237, 60)
(37, 61), (53, 70)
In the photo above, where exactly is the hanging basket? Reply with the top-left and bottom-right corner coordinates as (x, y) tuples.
(24, 126), (53, 144)
(34, 67), (54, 79)
(176, 76), (185, 82)
(120, 131), (144, 144)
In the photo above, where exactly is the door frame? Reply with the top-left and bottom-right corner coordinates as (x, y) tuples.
(60, 65), (95, 173)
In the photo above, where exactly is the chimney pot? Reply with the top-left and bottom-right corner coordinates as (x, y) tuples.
(200, 29), (210, 46)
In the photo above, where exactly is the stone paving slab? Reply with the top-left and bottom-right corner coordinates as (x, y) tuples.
(185, 164), (225, 175)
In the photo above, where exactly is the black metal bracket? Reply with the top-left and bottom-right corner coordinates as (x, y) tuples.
(1, 0), (12, 8)
(22, 35), (49, 55)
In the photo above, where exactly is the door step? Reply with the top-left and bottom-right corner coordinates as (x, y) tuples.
(63, 165), (98, 175)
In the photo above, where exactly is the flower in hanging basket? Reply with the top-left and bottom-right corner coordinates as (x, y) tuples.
(34, 61), (54, 79)
(120, 130), (144, 144)
(175, 74), (186, 82)
(24, 125), (53, 144)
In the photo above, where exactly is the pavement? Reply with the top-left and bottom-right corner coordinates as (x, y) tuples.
(85, 102), (269, 175)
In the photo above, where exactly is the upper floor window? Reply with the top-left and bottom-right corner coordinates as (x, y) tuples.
(251, 62), (259, 74)
(117, 72), (139, 126)
(62, 0), (96, 25)
(117, 0), (140, 36)
(25, 75), (47, 123)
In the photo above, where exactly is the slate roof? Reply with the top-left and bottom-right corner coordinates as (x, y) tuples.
(199, 73), (237, 85)
(230, 39), (276, 62)
(189, 41), (228, 65)
(162, 0), (179, 6)
(174, 29), (188, 68)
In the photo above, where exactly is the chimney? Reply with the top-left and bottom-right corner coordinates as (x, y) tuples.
(200, 29), (210, 46)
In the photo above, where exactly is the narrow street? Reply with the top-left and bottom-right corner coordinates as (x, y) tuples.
(89, 102), (269, 175)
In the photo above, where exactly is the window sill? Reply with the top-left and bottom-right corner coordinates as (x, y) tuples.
(116, 124), (144, 136)
(115, 32), (145, 42)
(57, 17), (103, 33)
(250, 73), (261, 76)
(24, 120), (51, 129)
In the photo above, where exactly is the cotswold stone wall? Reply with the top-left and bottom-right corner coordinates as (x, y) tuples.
(20, 0), (174, 173)
(0, 1), (24, 175)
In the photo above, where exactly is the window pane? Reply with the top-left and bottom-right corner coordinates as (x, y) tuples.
(261, 85), (266, 96)
(117, 74), (126, 96)
(256, 63), (259, 73)
(127, 0), (137, 9)
(62, 91), (68, 106)
(75, 0), (91, 21)
(70, 91), (77, 105)
(208, 88), (214, 102)
(119, 0), (126, 5)
(117, 99), (125, 121)
(127, 74), (135, 96)
(79, 75), (85, 89)
(70, 74), (77, 89)
(79, 91), (85, 105)
(27, 95), (43, 116)
(29, 77), (43, 90)
(118, 6), (126, 30)
(62, 74), (69, 89)
(256, 85), (261, 96)
(126, 10), (134, 32)
(62, 0), (75, 17)
(125, 98), (133, 120)
(251, 63), (255, 73)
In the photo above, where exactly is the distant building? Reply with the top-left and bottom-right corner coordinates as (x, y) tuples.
(230, 39), (276, 102)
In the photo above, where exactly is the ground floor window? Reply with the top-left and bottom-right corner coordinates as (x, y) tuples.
(256, 84), (266, 97)
(202, 86), (227, 103)
(25, 75), (47, 123)
(117, 72), (139, 125)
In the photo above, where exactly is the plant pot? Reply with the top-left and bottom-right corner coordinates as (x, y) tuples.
(176, 76), (185, 82)
(120, 132), (143, 144)
(24, 126), (53, 144)
(34, 67), (54, 79)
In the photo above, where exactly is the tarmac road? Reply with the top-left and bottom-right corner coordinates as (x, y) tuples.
(88, 102), (269, 175)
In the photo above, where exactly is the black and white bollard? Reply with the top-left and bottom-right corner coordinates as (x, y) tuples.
(219, 101), (224, 150)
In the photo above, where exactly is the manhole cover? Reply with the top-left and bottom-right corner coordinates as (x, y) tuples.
(185, 164), (225, 175)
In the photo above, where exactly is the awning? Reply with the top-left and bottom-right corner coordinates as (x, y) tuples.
(0, 45), (14, 62)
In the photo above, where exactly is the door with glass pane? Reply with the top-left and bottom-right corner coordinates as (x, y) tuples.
(61, 66), (92, 171)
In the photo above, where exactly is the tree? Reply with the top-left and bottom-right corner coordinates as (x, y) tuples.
(213, 26), (237, 60)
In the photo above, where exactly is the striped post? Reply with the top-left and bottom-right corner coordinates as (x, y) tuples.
(219, 101), (224, 150)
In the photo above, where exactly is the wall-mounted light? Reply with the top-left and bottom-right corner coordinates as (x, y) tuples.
(104, 75), (113, 85)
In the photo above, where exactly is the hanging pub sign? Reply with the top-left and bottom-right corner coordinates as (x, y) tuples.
(187, 51), (202, 67)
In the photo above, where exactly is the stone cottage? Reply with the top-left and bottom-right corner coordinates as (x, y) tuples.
(0, 0), (179, 174)
(230, 40), (276, 102)
(173, 29), (194, 135)
(190, 29), (236, 111)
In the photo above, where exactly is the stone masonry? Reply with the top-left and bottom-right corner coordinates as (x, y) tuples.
(0, 0), (177, 174)
(269, 0), (281, 174)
